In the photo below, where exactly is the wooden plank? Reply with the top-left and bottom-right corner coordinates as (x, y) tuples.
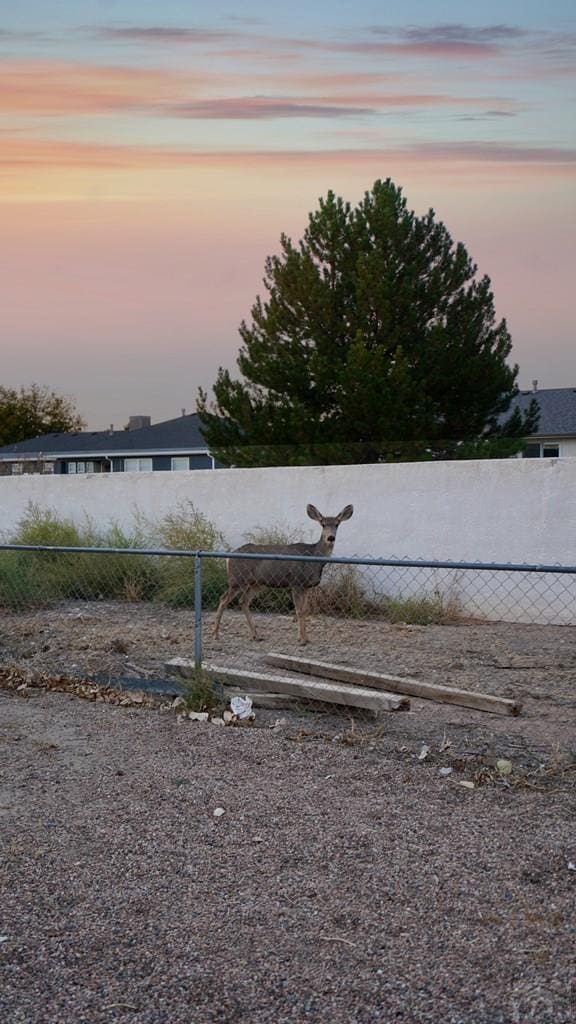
(263, 653), (522, 717)
(205, 664), (410, 713)
(165, 659), (303, 710)
(165, 657), (203, 679)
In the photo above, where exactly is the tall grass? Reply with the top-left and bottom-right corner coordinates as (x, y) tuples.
(0, 504), (157, 608)
(379, 590), (463, 625)
(0, 502), (230, 610)
(0, 504), (463, 625)
(150, 502), (228, 609)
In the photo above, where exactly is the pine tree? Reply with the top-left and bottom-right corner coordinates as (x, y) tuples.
(198, 179), (538, 465)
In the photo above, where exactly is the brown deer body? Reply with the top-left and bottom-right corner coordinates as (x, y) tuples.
(213, 504), (353, 644)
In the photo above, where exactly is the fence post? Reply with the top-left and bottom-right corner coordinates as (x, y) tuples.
(194, 552), (203, 670)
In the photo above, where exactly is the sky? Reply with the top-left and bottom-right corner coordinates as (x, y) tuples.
(1, 1), (575, 430)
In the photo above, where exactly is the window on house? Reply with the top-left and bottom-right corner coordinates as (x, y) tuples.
(190, 454), (214, 469)
(42, 462), (54, 474)
(124, 458), (153, 472)
(68, 462), (77, 474)
(523, 443), (541, 458)
(522, 443), (560, 459)
(11, 463), (23, 475)
(171, 457), (190, 471)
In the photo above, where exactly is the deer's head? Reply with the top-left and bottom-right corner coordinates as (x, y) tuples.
(307, 504), (354, 553)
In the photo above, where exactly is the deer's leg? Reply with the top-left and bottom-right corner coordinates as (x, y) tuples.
(292, 587), (310, 645)
(240, 585), (263, 640)
(213, 586), (241, 639)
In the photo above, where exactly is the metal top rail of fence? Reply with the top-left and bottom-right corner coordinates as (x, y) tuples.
(1, 543), (576, 575)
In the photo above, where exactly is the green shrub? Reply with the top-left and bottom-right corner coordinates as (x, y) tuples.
(177, 667), (222, 714)
(243, 523), (305, 547)
(379, 590), (463, 625)
(156, 502), (226, 552)
(0, 549), (50, 610)
(153, 502), (228, 609)
(0, 502), (230, 611)
(309, 564), (375, 619)
(12, 503), (99, 548)
(0, 504), (159, 607)
(0, 503), (464, 626)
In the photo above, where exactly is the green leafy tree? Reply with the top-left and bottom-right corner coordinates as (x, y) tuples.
(0, 384), (85, 447)
(198, 179), (538, 465)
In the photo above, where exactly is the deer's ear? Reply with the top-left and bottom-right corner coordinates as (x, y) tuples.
(307, 504), (322, 522)
(337, 504), (354, 522)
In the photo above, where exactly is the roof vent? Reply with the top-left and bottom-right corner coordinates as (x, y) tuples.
(128, 415), (151, 431)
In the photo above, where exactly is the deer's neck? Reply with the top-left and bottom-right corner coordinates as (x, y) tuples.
(312, 538), (334, 558)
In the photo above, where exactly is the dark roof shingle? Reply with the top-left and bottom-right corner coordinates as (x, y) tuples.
(510, 388), (576, 438)
(0, 414), (208, 458)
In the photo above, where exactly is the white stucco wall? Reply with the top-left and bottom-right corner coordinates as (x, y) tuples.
(1, 458), (575, 622)
(1, 457), (575, 561)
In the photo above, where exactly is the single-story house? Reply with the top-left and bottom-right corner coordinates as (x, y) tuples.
(0, 413), (215, 476)
(511, 384), (576, 459)
(1, 386), (575, 475)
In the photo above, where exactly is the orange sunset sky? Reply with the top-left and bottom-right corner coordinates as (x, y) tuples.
(1, 1), (575, 428)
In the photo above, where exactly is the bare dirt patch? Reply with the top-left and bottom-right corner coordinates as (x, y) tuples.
(1, 606), (575, 1022)
(1, 672), (575, 1023)
(1, 600), (576, 1022)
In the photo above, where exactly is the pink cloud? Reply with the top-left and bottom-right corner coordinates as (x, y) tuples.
(2, 136), (574, 175)
(0, 61), (192, 115)
(408, 141), (576, 164)
(171, 97), (373, 119)
(83, 20), (576, 74)
(0, 60), (517, 120)
(171, 92), (514, 119)
(93, 25), (238, 44)
(359, 22), (525, 58)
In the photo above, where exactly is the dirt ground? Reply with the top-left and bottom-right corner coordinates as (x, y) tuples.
(1, 603), (575, 1022)
(1, 600), (576, 753)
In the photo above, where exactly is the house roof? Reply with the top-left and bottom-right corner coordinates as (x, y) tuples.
(0, 413), (209, 460)
(511, 387), (576, 438)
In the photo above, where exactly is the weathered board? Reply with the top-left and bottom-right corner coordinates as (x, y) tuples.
(203, 664), (410, 713)
(262, 653), (522, 717)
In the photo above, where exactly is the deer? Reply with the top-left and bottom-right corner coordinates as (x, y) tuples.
(213, 504), (354, 645)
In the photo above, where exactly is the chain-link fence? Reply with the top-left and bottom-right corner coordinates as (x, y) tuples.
(1, 542), (575, 717)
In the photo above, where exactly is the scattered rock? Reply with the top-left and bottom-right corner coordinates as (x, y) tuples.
(110, 638), (130, 654)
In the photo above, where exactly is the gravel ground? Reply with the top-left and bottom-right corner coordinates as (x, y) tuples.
(1, 603), (575, 1022)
